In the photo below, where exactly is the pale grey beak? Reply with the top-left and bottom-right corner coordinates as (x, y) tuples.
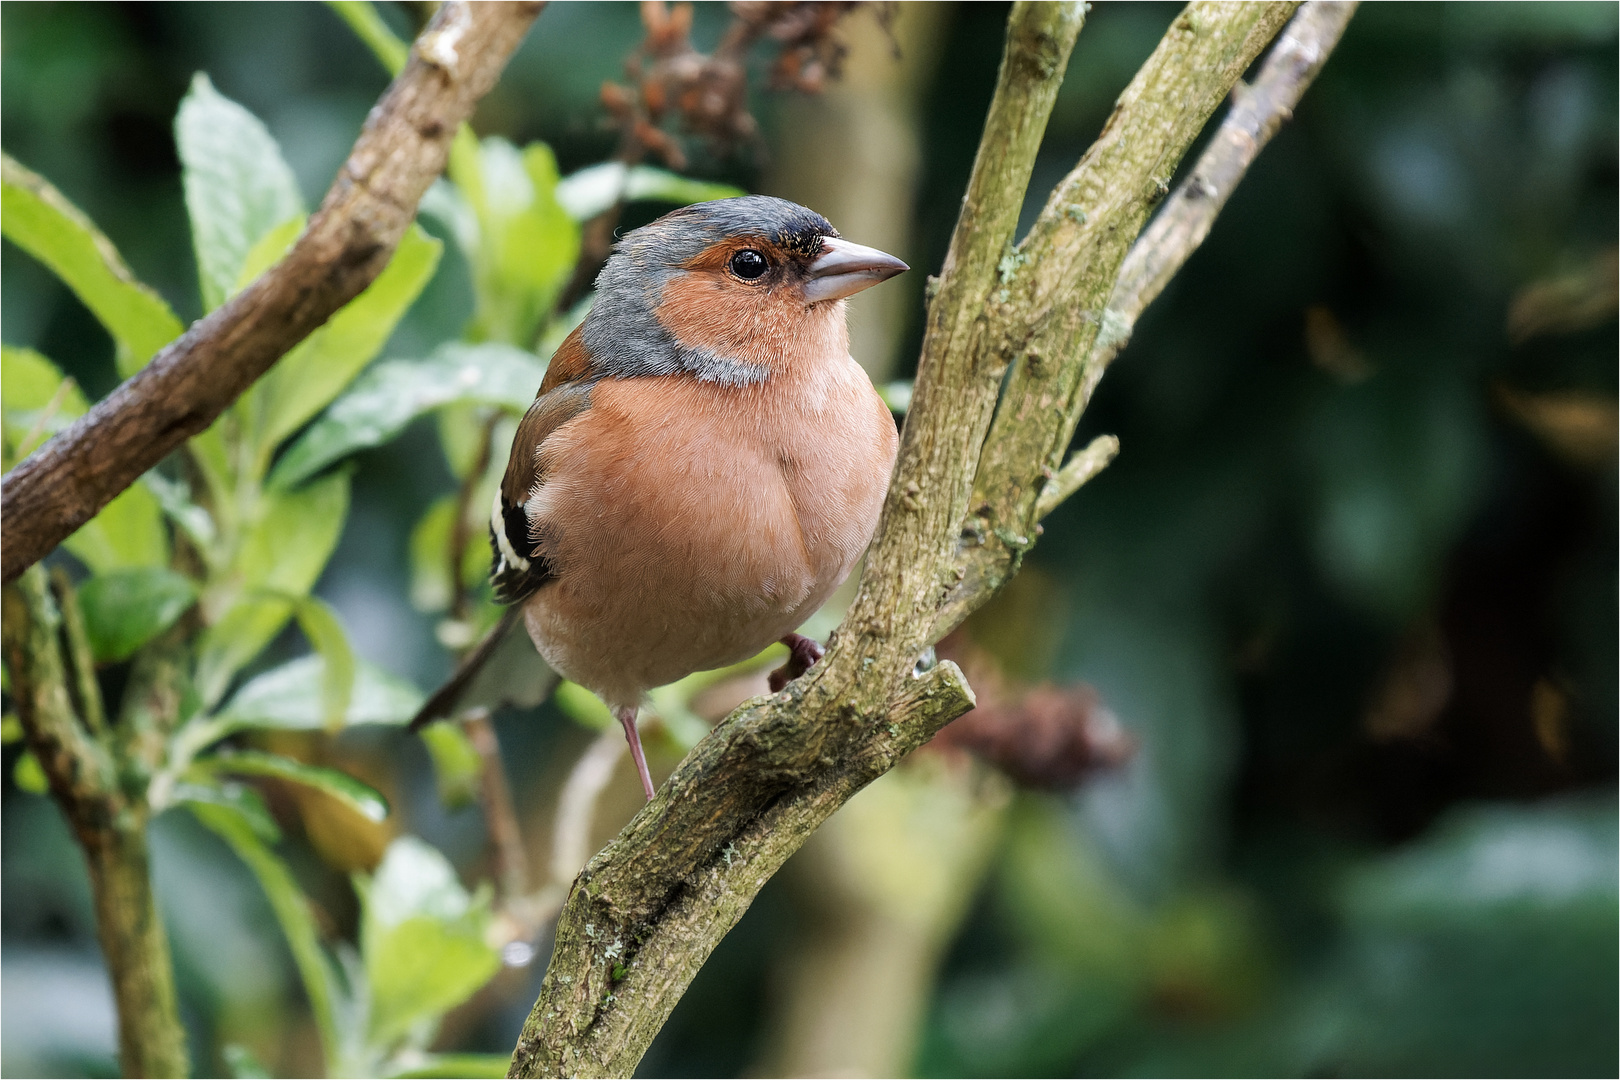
(803, 236), (908, 303)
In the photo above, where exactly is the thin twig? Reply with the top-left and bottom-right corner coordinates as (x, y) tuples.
(1035, 434), (1119, 520)
(50, 569), (108, 737)
(1106, 0), (1361, 352)
(1023, 2), (1357, 526)
(548, 729), (625, 888)
(0, 1), (545, 584)
(462, 707), (531, 906)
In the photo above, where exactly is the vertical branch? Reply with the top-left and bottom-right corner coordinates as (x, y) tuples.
(2, 567), (189, 1078)
(832, 0), (1088, 668)
(934, 0), (1300, 635)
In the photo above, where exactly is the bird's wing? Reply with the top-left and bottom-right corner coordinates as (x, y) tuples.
(490, 325), (597, 605)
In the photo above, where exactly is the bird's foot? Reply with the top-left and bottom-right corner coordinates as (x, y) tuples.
(769, 633), (826, 693)
(615, 706), (656, 801)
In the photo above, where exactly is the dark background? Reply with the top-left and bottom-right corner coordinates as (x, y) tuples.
(3, 3), (1615, 1076)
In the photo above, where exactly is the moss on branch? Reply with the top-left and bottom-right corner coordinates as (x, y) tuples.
(509, 3), (1357, 1076)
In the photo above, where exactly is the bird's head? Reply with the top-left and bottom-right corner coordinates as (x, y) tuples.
(581, 195), (908, 386)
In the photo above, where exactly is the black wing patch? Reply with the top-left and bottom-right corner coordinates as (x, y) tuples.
(490, 495), (552, 605)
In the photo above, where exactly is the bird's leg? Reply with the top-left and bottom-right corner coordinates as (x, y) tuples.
(769, 632), (826, 693)
(615, 705), (656, 802)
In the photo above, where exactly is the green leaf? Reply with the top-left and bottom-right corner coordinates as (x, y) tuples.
(1, 714), (22, 744)
(553, 161), (745, 222)
(408, 495), (489, 613)
(390, 1054), (512, 1079)
(270, 343), (545, 489)
(176, 73), (305, 312)
(1, 344), (88, 463)
(12, 750), (48, 794)
(77, 568), (198, 662)
(216, 655), (424, 733)
(202, 749), (389, 823)
(292, 596), (356, 732)
(455, 137), (581, 346)
(143, 472), (218, 557)
(0, 155), (184, 376)
(419, 723), (483, 810)
(0, 345), (88, 414)
(231, 214), (306, 294)
(190, 800), (345, 1066)
(359, 837), (501, 1048)
(174, 777), (281, 843)
(554, 680), (613, 732)
(251, 224), (442, 461)
(195, 471), (350, 705)
(222, 1043), (273, 1080)
(4, 348), (165, 571)
(326, 1), (409, 75)
(63, 482), (169, 575)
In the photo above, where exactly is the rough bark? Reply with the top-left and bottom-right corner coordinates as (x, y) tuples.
(2, 568), (188, 1078)
(506, 2), (1364, 1075)
(0, 1), (544, 584)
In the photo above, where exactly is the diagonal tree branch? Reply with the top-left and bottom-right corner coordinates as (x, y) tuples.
(505, 2), (1362, 1076)
(940, 0), (1358, 632)
(0, 1), (544, 584)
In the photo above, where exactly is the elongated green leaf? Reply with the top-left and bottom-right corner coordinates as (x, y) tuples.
(1, 345), (88, 463)
(216, 655), (423, 732)
(419, 723), (482, 810)
(326, 0), (409, 75)
(0, 346), (169, 569)
(232, 214), (305, 294)
(292, 596), (356, 732)
(252, 224), (442, 460)
(270, 343), (545, 489)
(63, 483), (169, 574)
(390, 1053), (512, 1079)
(456, 137), (581, 346)
(359, 837), (500, 1048)
(143, 472), (218, 557)
(176, 73), (305, 312)
(202, 749), (389, 823)
(189, 801), (344, 1065)
(553, 161), (745, 222)
(175, 778), (281, 842)
(0, 345), (87, 414)
(78, 568), (198, 662)
(408, 495), (489, 613)
(195, 471), (349, 704)
(1, 155), (184, 375)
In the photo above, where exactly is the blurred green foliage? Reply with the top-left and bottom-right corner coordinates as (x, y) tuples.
(1, 3), (1615, 1079)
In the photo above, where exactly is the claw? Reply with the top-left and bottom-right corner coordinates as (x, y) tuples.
(769, 632), (825, 692)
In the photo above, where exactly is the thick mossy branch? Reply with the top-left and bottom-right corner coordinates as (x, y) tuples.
(1, 1), (544, 584)
(2, 568), (189, 1078)
(937, 0), (1302, 635)
(512, 5), (1082, 1076)
(511, 3), (1356, 1076)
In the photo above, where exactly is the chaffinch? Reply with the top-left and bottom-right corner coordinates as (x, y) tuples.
(412, 195), (907, 801)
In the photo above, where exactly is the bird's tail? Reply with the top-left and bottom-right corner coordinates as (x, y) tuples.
(407, 606), (524, 732)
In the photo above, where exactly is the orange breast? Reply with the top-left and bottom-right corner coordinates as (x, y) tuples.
(520, 349), (897, 708)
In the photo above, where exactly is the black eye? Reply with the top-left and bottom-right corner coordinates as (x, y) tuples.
(729, 249), (768, 280)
